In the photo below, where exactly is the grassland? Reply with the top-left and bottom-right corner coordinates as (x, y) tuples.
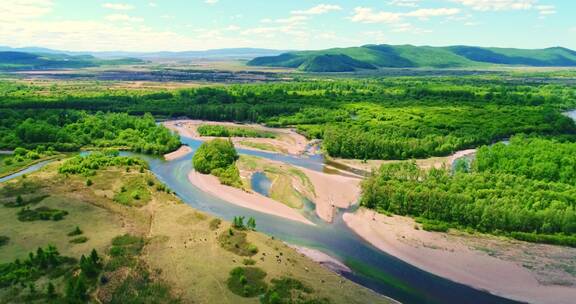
(0, 156), (390, 303)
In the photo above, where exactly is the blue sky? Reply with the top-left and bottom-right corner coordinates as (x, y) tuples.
(0, 0), (572, 51)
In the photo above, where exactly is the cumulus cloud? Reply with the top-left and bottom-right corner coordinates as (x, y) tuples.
(451, 0), (535, 11)
(102, 3), (134, 10)
(205, 0), (219, 5)
(350, 7), (460, 24)
(388, 0), (420, 7)
(0, 0), (54, 21)
(292, 4), (342, 15)
(536, 5), (556, 18)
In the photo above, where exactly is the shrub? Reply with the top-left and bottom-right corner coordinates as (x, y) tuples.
(226, 267), (268, 297)
(192, 139), (238, 174)
(68, 226), (83, 236)
(70, 237), (89, 244)
(0, 236), (9, 247)
(17, 207), (69, 222)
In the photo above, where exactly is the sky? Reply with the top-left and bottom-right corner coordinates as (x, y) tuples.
(0, 0), (573, 52)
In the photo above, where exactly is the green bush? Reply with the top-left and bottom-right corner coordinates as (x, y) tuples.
(192, 139), (239, 174)
(261, 277), (330, 304)
(17, 207), (68, 222)
(0, 236), (9, 247)
(68, 226), (83, 236)
(70, 237), (89, 244)
(197, 125), (276, 138)
(226, 267), (268, 297)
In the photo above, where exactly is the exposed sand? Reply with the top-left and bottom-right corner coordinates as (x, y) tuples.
(343, 208), (576, 304)
(328, 148), (478, 173)
(164, 120), (310, 155)
(188, 171), (314, 226)
(163, 145), (192, 161)
(291, 246), (352, 274)
(300, 167), (361, 223)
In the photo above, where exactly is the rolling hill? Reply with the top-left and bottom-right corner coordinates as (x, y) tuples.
(247, 44), (576, 72)
(0, 51), (144, 71)
(0, 46), (287, 60)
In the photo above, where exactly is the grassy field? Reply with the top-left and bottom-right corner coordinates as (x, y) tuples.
(0, 156), (390, 303)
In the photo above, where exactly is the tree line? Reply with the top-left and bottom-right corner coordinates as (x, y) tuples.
(361, 136), (576, 246)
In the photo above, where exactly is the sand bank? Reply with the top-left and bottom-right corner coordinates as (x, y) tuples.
(300, 167), (361, 222)
(328, 148), (479, 173)
(164, 120), (310, 155)
(188, 171), (314, 226)
(343, 208), (576, 304)
(163, 145), (192, 161)
(292, 246), (352, 273)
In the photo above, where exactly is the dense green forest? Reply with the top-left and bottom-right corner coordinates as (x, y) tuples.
(0, 110), (180, 155)
(0, 76), (575, 159)
(361, 136), (576, 246)
(197, 124), (276, 138)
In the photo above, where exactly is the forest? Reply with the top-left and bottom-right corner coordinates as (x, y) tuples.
(0, 109), (180, 155)
(1, 76), (574, 160)
(361, 136), (576, 246)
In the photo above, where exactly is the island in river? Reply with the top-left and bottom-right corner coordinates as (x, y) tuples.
(166, 119), (576, 304)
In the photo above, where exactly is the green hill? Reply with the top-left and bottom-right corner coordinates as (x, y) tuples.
(247, 44), (576, 72)
(0, 51), (144, 71)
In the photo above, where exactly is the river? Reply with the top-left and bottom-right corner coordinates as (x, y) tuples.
(11, 112), (576, 303)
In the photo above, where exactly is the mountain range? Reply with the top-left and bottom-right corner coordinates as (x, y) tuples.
(0, 46), (286, 60)
(247, 44), (576, 72)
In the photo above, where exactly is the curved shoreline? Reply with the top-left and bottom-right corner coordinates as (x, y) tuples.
(163, 145), (192, 161)
(164, 120), (310, 155)
(343, 209), (576, 304)
(187, 170), (315, 226)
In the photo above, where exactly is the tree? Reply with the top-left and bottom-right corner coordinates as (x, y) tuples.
(247, 217), (256, 230)
(192, 139), (239, 174)
(47, 282), (56, 299)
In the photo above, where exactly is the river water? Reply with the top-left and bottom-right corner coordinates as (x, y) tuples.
(10, 127), (572, 303)
(144, 136), (520, 304)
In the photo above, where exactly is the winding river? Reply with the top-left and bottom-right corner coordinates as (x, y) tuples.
(5, 112), (576, 303)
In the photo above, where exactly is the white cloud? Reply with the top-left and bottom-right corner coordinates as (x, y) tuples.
(102, 3), (134, 11)
(148, 2), (157, 7)
(292, 4), (342, 15)
(405, 8), (461, 19)
(263, 15), (309, 25)
(0, 0), (54, 21)
(451, 0), (535, 11)
(105, 14), (143, 23)
(391, 22), (431, 34)
(536, 5), (556, 18)
(350, 7), (460, 24)
(349, 8), (403, 23)
(205, 0), (218, 4)
(388, 0), (420, 7)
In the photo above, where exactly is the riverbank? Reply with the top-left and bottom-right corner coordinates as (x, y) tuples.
(188, 170), (315, 226)
(164, 120), (310, 155)
(237, 155), (360, 223)
(327, 148), (478, 173)
(343, 208), (576, 304)
(0, 157), (392, 304)
(299, 167), (360, 222)
(163, 145), (192, 161)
